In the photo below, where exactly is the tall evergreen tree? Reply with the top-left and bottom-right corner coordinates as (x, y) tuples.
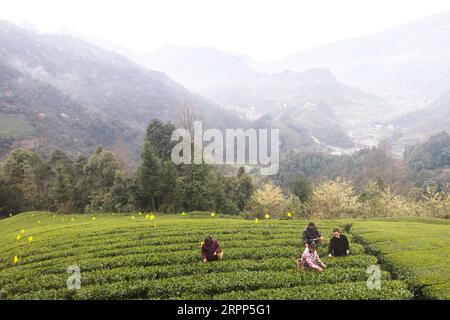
(135, 140), (162, 211)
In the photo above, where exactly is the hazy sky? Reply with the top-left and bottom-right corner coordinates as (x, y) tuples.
(2, 0), (450, 61)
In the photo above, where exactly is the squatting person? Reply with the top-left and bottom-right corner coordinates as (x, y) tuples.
(298, 241), (327, 272)
(328, 228), (350, 257)
(302, 222), (324, 247)
(201, 235), (223, 262)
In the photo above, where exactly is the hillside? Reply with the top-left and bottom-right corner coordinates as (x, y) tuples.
(269, 11), (450, 101)
(140, 44), (260, 95)
(388, 94), (450, 152)
(142, 45), (394, 150)
(216, 68), (395, 149)
(0, 57), (134, 161)
(0, 21), (244, 164)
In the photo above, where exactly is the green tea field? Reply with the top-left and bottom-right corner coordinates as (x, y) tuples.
(351, 218), (450, 299)
(0, 212), (448, 300)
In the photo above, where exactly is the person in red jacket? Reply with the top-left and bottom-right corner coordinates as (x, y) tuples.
(201, 235), (223, 262)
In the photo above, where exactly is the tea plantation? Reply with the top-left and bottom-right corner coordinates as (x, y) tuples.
(351, 218), (450, 300)
(0, 212), (447, 300)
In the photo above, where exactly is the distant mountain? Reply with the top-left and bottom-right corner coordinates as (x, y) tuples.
(0, 57), (134, 163)
(0, 21), (243, 167)
(269, 11), (450, 100)
(140, 44), (260, 95)
(390, 92), (450, 151)
(55, 26), (142, 63)
(215, 68), (396, 150)
(141, 45), (401, 150)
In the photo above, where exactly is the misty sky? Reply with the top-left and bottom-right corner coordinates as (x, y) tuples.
(2, 0), (450, 61)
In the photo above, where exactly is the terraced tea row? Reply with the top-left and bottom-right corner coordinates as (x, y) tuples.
(0, 212), (413, 300)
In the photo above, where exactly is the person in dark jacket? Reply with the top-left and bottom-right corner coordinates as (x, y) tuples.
(328, 228), (350, 257)
(302, 222), (324, 247)
(201, 235), (223, 262)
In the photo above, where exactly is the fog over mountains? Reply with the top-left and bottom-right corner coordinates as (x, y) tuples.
(1, 10), (450, 164)
(0, 21), (243, 168)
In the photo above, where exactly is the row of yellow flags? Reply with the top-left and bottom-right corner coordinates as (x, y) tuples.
(13, 229), (33, 265)
(11, 210), (294, 265)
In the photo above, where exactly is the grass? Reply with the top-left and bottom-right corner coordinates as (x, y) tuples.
(351, 219), (450, 299)
(0, 211), (441, 300)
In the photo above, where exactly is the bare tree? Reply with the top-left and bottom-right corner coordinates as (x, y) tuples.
(180, 99), (197, 136)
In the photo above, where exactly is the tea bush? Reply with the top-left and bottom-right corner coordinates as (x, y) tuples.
(0, 212), (421, 300)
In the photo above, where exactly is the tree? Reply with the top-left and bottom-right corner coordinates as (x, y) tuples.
(420, 185), (450, 217)
(284, 194), (304, 218)
(250, 182), (286, 218)
(145, 119), (176, 161)
(2, 148), (45, 212)
(73, 155), (89, 212)
(309, 178), (359, 218)
(233, 167), (254, 211)
(84, 146), (121, 212)
(0, 170), (18, 216)
(181, 164), (211, 211)
(48, 150), (76, 213)
(109, 170), (131, 212)
(290, 174), (312, 203)
(134, 140), (162, 211)
(158, 161), (181, 213)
